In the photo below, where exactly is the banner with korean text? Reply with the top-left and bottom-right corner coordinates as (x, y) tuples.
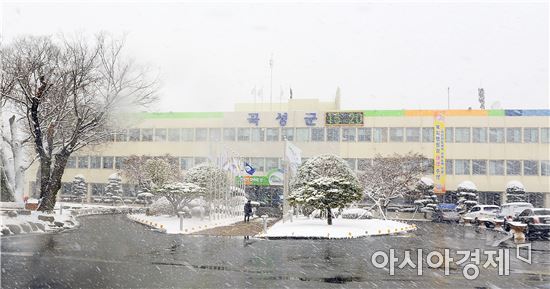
(433, 112), (446, 194)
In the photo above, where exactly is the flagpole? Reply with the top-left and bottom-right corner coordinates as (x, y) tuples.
(269, 54), (273, 112)
(283, 138), (289, 222)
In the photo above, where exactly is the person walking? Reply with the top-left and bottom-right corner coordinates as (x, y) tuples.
(244, 200), (253, 223)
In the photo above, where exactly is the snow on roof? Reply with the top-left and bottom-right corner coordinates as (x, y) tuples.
(506, 180), (525, 190)
(457, 181), (477, 191)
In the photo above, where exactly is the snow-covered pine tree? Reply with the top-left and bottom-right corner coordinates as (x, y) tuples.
(71, 174), (87, 199)
(105, 173), (123, 196)
(289, 154), (363, 225)
(456, 181), (478, 214)
(413, 177), (438, 212)
(505, 180), (526, 203)
(154, 182), (205, 215)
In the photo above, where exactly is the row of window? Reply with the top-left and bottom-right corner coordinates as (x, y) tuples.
(107, 127), (550, 144)
(67, 155), (550, 176)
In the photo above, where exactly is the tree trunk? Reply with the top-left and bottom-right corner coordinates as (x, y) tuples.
(327, 207), (332, 225)
(1, 166), (15, 202)
(37, 153), (69, 211)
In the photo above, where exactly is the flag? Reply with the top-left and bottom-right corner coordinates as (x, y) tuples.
(285, 141), (302, 165)
(244, 162), (256, 175)
(224, 157), (241, 175)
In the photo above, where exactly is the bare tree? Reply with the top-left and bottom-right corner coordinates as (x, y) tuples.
(0, 34), (158, 211)
(121, 155), (181, 193)
(358, 152), (431, 217)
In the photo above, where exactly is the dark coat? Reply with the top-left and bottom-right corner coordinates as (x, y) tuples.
(244, 202), (253, 215)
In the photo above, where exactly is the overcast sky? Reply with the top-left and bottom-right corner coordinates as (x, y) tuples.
(2, 1), (548, 112)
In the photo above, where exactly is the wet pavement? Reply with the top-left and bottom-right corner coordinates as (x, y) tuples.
(1, 215), (549, 288)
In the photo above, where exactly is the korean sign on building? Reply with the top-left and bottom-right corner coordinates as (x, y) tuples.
(325, 111), (364, 126)
(433, 112), (446, 194)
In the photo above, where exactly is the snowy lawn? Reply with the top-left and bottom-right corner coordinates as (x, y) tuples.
(1, 210), (77, 236)
(259, 216), (416, 239)
(128, 213), (243, 234)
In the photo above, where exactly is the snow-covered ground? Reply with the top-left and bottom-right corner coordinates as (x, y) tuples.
(1, 209), (77, 236)
(259, 216), (416, 239)
(127, 213), (243, 234)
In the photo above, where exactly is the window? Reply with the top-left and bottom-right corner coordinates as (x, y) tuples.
(326, 128), (340, 142)
(194, 157), (208, 165)
(265, 158), (279, 171)
(180, 157), (193, 170)
(209, 128), (221, 141)
(472, 160), (486, 175)
(373, 128), (388, 142)
(251, 128), (265, 142)
(357, 128), (372, 142)
(541, 160), (550, 176)
(506, 160), (521, 175)
(102, 156), (114, 169)
(281, 128), (294, 141)
(523, 160), (538, 176)
(455, 159), (470, 175)
(506, 128), (521, 143)
(472, 128), (487, 143)
(541, 128), (550, 143)
(489, 128), (504, 143)
(154, 128), (167, 142)
(405, 128), (420, 142)
(342, 128), (356, 142)
(195, 128), (207, 141)
(389, 128), (404, 142)
(266, 128), (279, 141)
(489, 160), (504, 175)
(311, 128), (325, 141)
(250, 157), (265, 172)
(107, 133), (115, 142)
(357, 159), (372, 170)
(296, 128), (310, 142)
(237, 128), (250, 141)
(344, 158), (356, 170)
(115, 129), (127, 142)
(455, 127), (470, 143)
(168, 128), (180, 142)
(422, 159), (434, 174)
(523, 128), (539, 143)
(90, 156), (102, 169)
(91, 183), (105, 196)
(446, 159), (453, 175)
(128, 129), (140, 141)
(422, 127), (434, 143)
(445, 128), (454, 143)
(66, 157), (76, 169)
(141, 129), (153, 141)
(181, 128), (194, 141)
(78, 156), (89, 169)
(223, 128), (236, 141)
(115, 157), (125, 169)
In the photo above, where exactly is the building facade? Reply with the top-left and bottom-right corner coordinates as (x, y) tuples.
(25, 98), (550, 207)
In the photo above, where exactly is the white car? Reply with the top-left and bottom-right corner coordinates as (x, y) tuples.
(463, 205), (500, 223)
(498, 202), (534, 221)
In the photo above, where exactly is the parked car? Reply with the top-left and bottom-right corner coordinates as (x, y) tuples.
(498, 202), (534, 231)
(432, 203), (460, 222)
(513, 208), (550, 238)
(463, 205), (500, 224)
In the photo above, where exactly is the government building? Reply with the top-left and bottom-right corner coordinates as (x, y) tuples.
(25, 97), (550, 207)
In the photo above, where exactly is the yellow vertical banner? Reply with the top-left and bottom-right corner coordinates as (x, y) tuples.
(433, 112), (446, 194)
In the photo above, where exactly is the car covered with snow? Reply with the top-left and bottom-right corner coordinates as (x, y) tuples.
(462, 205), (500, 224)
(432, 203), (460, 222)
(512, 208), (550, 238)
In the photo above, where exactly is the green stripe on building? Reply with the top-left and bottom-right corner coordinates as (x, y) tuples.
(363, 110), (405, 117)
(137, 112), (224, 119)
(488, 110), (505, 116)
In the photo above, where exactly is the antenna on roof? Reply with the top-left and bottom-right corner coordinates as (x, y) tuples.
(478, 88), (485, 110)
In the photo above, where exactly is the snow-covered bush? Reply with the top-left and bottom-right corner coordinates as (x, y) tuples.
(413, 177), (438, 212)
(456, 181), (478, 214)
(121, 155), (181, 193)
(340, 208), (373, 219)
(105, 173), (123, 196)
(289, 156), (363, 225)
(183, 164), (229, 190)
(154, 182), (205, 215)
(148, 197), (173, 215)
(505, 180), (526, 203)
(71, 175), (87, 198)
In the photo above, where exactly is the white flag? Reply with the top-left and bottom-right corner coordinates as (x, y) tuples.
(285, 141), (302, 165)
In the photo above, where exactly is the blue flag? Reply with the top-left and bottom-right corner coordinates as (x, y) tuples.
(244, 162), (256, 175)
